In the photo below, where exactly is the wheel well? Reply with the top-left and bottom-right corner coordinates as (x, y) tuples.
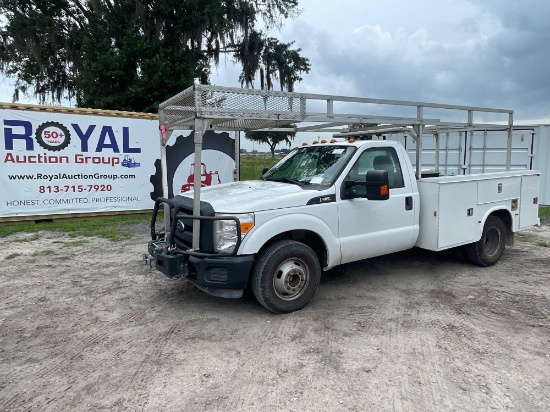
(259, 230), (327, 268)
(488, 209), (513, 245)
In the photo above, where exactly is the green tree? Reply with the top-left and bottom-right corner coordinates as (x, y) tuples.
(236, 31), (310, 157)
(0, 0), (300, 112)
(245, 129), (295, 158)
(259, 37), (310, 92)
(233, 30), (310, 92)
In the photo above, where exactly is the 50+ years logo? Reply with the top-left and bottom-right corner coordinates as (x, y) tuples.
(35, 121), (71, 152)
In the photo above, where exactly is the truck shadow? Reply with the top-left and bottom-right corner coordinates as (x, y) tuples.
(321, 247), (462, 285)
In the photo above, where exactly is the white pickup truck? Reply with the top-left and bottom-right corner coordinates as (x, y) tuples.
(147, 139), (540, 313)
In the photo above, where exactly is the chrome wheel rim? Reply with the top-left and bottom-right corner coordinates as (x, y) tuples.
(273, 258), (309, 301)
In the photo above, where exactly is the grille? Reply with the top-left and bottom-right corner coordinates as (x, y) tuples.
(171, 195), (215, 253)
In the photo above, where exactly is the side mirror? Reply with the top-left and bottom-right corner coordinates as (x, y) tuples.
(341, 170), (389, 200)
(365, 170), (389, 200)
(261, 167), (269, 176)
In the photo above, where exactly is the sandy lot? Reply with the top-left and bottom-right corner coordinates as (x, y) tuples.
(0, 221), (549, 411)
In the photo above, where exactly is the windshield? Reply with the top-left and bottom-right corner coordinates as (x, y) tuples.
(263, 145), (355, 186)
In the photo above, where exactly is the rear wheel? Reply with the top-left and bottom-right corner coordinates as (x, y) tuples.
(467, 216), (507, 267)
(252, 240), (321, 314)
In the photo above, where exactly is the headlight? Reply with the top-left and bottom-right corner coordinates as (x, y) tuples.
(214, 213), (255, 253)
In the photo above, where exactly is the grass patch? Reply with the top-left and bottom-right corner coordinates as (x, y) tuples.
(240, 155), (281, 181)
(13, 234), (40, 243)
(539, 206), (550, 223)
(27, 258), (36, 264)
(0, 213), (149, 241)
(516, 235), (548, 247)
(32, 249), (54, 257)
(5, 253), (21, 260)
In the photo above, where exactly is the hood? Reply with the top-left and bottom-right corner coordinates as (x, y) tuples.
(180, 180), (328, 213)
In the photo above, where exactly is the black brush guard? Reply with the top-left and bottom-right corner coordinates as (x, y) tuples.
(149, 197), (243, 278)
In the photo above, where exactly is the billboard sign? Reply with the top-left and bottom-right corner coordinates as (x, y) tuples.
(1, 109), (236, 218)
(1, 109), (159, 218)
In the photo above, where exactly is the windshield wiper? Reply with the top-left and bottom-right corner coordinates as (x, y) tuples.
(267, 177), (305, 186)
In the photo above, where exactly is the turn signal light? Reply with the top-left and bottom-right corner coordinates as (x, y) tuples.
(380, 185), (389, 196)
(240, 221), (254, 234)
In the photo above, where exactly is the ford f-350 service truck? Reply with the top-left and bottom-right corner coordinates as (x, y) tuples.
(145, 85), (541, 313)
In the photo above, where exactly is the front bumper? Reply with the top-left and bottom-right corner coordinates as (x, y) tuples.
(149, 241), (254, 298)
(148, 197), (254, 298)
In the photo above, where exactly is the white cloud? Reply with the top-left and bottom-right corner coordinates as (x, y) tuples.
(273, 0), (550, 122)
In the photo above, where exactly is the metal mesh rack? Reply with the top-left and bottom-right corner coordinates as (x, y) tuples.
(159, 84), (514, 137)
(159, 84), (306, 131)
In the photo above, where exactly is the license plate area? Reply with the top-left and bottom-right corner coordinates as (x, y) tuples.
(155, 253), (189, 278)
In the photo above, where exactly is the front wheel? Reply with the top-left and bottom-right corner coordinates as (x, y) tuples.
(252, 240), (321, 314)
(467, 216), (507, 267)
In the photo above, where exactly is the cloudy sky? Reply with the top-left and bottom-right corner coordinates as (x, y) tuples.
(2, 0), (549, 150)
(212, 0), (550, 122)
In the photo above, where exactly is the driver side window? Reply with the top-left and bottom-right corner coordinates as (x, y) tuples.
(348, 147), (404, 189)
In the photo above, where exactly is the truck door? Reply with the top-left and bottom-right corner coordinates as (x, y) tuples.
(338, 146), (417, 264)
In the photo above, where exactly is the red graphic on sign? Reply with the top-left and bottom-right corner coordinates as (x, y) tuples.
(181, 163), (221, 192)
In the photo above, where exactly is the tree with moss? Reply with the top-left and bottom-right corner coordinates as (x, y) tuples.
(0, 0), (305, 113)
(246, 129), (295, 158)
(238, 30), (310, 156)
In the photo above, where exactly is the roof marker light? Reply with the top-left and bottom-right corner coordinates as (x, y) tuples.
(312, 140), (319, 144)
(320, 140), (327, 143)
(330, 139), (337, 143)
(302, 142), (308, 146)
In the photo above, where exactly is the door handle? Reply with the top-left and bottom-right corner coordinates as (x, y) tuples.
(405, 196), (413, 210)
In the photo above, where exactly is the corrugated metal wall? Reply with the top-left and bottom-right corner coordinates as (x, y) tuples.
(533, 125), (550, 205)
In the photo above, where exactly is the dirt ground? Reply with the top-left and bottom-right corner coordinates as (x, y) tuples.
(0, 221), (549, 412)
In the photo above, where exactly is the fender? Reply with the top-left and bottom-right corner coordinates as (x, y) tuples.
(476, 206), (514, 241)
(238, 213), (341, 269)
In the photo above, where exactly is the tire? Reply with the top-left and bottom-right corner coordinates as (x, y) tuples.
(251, 240), (321, 314)
(467, 216), (507, 267)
